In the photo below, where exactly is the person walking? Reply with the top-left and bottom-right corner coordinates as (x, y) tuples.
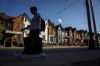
(14, 6), (46, 60)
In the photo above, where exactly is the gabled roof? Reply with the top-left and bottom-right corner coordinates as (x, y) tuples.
(64, 27), (72, 31)
(77, 30), (87, 34)
(55, 24), (63, 30)
(72, 28), (77, 32)
(64, 27), (78, 32)
(47, 19), (55, 28)
(14, 13), (31, 21)
(23, 13), (31, 21)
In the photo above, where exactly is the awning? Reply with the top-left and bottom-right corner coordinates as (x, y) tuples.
(6, 30), (22, 34)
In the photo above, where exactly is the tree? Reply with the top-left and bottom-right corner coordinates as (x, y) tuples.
(0, 27), (5, 40)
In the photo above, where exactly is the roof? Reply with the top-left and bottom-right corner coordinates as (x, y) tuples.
(47, 19), (55, 28)
(64, 27), (72, 31)
(55, 24), (63, 30)
(77, 30), (87, 34)
(14, 13), (31, 21)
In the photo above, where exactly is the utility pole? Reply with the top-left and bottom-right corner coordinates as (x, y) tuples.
(85, 0), (95, 50)
(90, 0), (99, 49)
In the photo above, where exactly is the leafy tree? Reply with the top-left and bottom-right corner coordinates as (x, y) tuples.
(0, 27), (5, 40)
(0, 33), (2, 40)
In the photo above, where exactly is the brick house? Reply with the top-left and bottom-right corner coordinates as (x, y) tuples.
(0, 12), (17, 47)
(54, 24), (63, 45)
(64, 27), (82, 46)
(63, 29), (69, 46)
(0, 13), (30, 47)
(11, 13), (30, 47)
(75, 31), (81, 45)
(40, 19), (55, 46)
(77, 30), (88, 45)
(64, 27), (74, 46)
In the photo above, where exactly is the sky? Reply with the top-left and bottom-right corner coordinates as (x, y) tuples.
(0, 0), (100, 33)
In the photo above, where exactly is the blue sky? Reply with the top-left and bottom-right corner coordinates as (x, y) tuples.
(0, 0), (100, 32)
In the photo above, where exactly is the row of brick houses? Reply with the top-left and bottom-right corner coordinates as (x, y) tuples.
(0, 12), (100, 47)
(0, 13), (30, 47)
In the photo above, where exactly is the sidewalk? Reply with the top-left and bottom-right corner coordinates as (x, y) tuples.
(0, 45), (87, 49)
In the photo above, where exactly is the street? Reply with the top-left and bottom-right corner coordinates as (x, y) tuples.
(0, 46), (100, 66)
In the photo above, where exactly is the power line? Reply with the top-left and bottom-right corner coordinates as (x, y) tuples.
(0, 0), (88, 24)
(6, 0), (81, 17)
(37, 0), (83, 21)
(57, 0), (79, 14)
(57, 0), (86, 22)
(79, 0), (86, 6)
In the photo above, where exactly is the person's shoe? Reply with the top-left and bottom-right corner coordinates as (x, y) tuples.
(35, 53), (46, 58)
(14, 53), (24, 60)
(40, 53), (46, 58)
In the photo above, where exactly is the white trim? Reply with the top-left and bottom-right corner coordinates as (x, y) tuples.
(6, 30), (22, 34)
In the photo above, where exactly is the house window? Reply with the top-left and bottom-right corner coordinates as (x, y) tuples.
(58, 36), (61, 40)
(50, 36), (53, 42)
(60, 30), (61, 35)
(58, 30), (61, 35)
(70, 32), (72, 37)
(2, 21), (6, 28)
(58, 36), (61, 43)
(42, 35), (45, 41)
(65, 33), (68, 36)
(16, 23), (19, 29)
(8, 22), (13, 30)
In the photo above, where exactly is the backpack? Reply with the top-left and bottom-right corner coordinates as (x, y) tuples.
(41, 18), (45, 31)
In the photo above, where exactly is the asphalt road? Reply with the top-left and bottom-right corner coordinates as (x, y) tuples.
(0, 46), (100, 66)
